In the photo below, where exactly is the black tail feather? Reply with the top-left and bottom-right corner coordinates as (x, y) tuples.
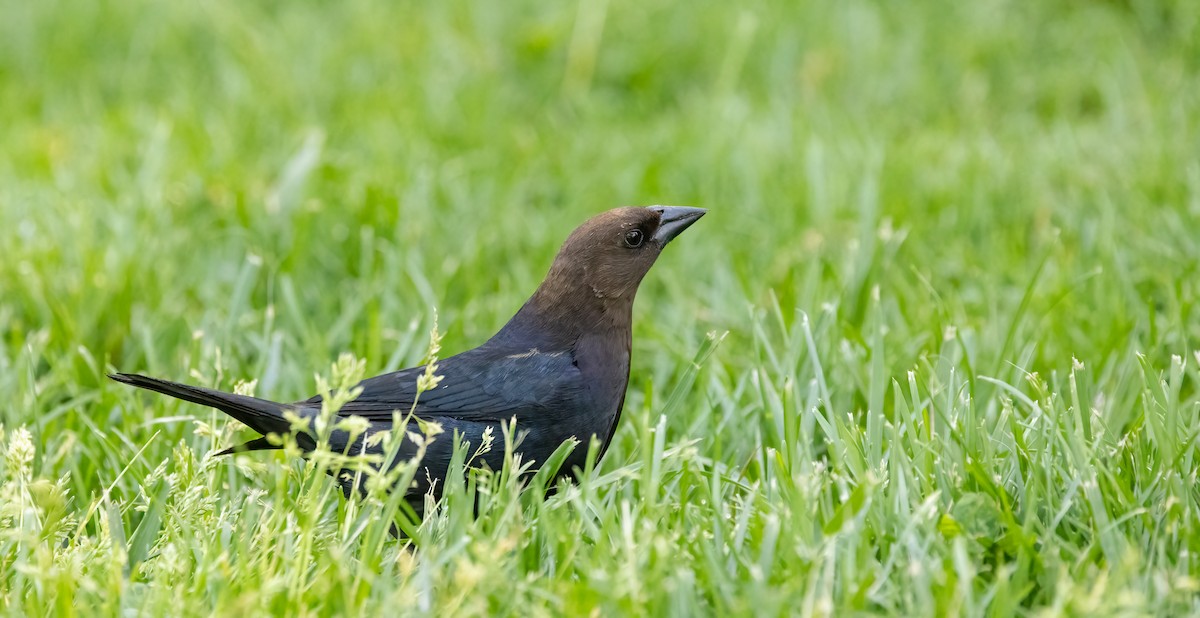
(214, 437), (280, 456)
(108, 372), (293, 440)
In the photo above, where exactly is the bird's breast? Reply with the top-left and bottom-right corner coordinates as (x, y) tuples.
(571, 331), (632, 433)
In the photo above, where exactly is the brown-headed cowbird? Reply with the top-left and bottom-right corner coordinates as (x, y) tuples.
(110, 206), (705, 520)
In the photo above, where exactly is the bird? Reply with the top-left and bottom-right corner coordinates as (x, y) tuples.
(109, 205), (705, 523)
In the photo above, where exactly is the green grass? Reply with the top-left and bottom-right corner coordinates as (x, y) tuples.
(3, 0), (1200, 614)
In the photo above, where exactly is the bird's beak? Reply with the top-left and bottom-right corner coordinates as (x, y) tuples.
(650, 206), (707, 245)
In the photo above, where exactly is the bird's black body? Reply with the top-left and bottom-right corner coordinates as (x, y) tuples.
(111, 205), (704, 519)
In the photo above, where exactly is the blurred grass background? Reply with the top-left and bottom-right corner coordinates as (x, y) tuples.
(2, 0), (1200, 615)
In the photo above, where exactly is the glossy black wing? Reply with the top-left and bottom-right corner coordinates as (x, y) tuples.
(304, 348), (584, 422)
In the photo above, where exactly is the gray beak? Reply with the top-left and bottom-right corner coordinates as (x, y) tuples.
(649, 206), (707, 244)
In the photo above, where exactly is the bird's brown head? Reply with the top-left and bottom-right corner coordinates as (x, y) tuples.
(523, 206), (706, 330)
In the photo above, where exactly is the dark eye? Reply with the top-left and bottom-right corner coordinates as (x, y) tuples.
(624, 229), (645, 248)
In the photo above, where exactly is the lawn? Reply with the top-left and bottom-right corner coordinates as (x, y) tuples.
(2, 0), (1200, 615)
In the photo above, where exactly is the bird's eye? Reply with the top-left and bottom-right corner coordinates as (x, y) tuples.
(624, 229), (645, 248)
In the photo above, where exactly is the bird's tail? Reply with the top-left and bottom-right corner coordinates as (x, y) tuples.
(109, 372), (293, 454)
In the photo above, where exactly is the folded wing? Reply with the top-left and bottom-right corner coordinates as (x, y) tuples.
(303, 347), (585, 423)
